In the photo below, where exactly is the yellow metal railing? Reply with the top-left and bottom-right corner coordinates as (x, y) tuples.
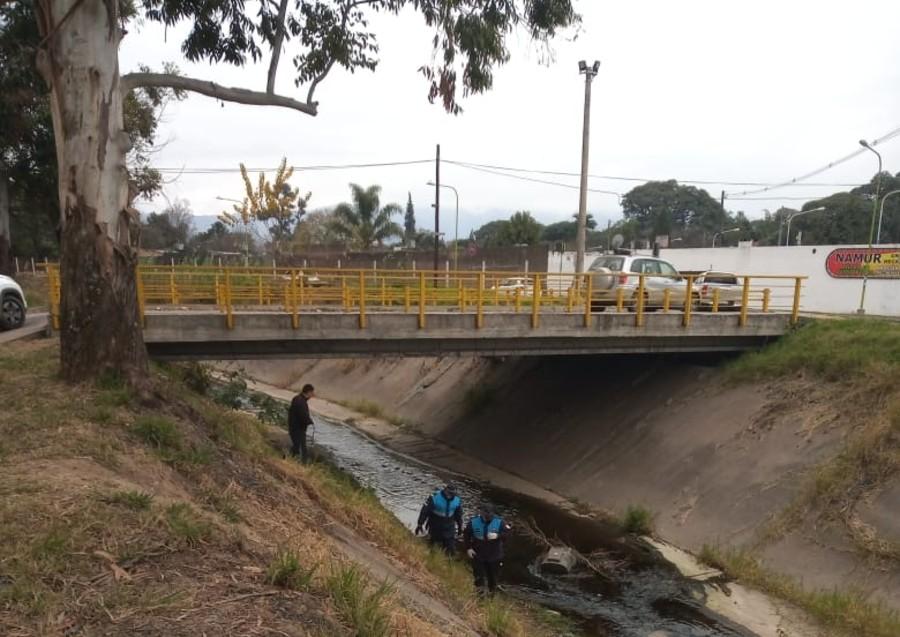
(45, 265), (807, 331)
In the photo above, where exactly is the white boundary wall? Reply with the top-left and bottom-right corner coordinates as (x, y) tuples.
(549, 244), (900, 317)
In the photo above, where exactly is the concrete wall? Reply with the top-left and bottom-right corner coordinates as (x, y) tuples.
(550, 244), (900, 316)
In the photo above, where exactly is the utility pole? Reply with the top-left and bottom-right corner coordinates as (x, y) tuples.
(575, 60), (600, 275)
(434, 144), (440, 282)
(720, 190), (726, 211)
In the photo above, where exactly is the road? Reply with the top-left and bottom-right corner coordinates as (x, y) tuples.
(0, 312), (49, 345)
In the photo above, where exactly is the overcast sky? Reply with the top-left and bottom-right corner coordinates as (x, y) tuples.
(120, 0), (900, 238)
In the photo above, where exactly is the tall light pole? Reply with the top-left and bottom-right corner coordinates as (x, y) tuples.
(428, 181), (459, 271)
(711, 227), (740, 248)
(784, 206), (826, 246)
(575, 59), (600, 275)
(858, 139), (882, 314)
(877, 189), (900, 244)
(216, 195), (251, 265)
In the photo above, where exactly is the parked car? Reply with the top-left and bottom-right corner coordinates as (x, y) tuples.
(586, 254), (696, 310)
(491, 277), (533, 295)
(0, 274), (27, 330)
(695, 271), (743, 309)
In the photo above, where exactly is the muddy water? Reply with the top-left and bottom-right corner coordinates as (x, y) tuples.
(307, 415), (754, 637)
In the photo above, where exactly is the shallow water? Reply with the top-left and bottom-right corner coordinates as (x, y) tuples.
(307, 415), (754, 637)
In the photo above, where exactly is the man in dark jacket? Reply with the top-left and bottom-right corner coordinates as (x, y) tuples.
(464, 503), (511, 596)
(415, 483), (463, 555)
(288, 384), (315, 463)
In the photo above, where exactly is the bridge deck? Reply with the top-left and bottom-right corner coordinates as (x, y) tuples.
(142, 310), (791, 359)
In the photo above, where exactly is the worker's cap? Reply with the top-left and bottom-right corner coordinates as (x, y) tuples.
(478, 502), (495, 516)
(443, 483), (458, 496)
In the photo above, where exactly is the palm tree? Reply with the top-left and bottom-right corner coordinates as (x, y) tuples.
(329, 184), (402, 249)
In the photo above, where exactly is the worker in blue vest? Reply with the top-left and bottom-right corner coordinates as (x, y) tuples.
(464, 503), (511, 596)
(415, 483), (463, 555)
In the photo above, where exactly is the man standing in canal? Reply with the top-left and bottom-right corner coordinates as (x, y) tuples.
(464, 503), (511, 596)
(415, 483), (464, 555)
(288, 384), (315, 463)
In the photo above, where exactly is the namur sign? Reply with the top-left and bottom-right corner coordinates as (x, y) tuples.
(825, 248), (900, 279)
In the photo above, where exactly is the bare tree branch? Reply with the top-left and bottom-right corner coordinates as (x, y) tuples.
(266, 0), (291, 94)
(121, 73), (318, 116)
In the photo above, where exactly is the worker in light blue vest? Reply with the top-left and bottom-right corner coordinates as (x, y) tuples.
(415, 483), (463, 555)
(464, 503), (511, 595)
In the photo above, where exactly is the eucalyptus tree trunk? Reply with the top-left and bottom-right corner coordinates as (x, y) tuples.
(36, 0), (148, 384)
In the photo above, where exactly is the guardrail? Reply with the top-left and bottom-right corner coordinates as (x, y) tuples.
(46, 265), (806, 331)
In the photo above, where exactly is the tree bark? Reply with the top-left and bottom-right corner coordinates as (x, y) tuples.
(36, 0), (148, 384)
(0, 173), (10, 276)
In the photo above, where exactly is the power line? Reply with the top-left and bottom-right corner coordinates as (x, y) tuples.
(446, 161), (622, 197)
(726, 125), (900, 197)
(727, 195), (833, 201)
(155, 159), (433, 174)
(447, 159), (864, 188)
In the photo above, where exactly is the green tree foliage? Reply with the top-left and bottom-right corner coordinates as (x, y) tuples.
(504, 211), (543, 245)
(621, 180), (728, 246)
(541, 213), (596, 243)
(0, 3), (182, 263)
(474, 211), (544, 247)
(220, 158), (310, 256)
(787, 172), (900, 246)
(141, 199), (194, 250)
(294, 208), (341, 248)
(404, 193), (416, 245)
(329, 184), (402, 249)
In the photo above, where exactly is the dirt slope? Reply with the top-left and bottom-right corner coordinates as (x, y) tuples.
(0, 340), (507, 637)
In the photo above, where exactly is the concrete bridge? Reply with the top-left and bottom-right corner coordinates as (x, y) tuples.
(46, 265), (804, 360)
(141, 309), (793, 359)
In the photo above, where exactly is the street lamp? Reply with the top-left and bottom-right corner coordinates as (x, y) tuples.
(575, 59), (601, 275)
(858, 139), (883, 314)
(427, 181), (459, 271)
(216, 196), (250, 266)
(877, 189), (900, 244)
(712, 227), (740, 248)
(784, 206), (826, 246)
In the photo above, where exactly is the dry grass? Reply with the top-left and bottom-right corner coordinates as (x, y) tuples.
(0, 341), (566, 637)
(700, 544), (900, 637)
(15, 272), (50, 310)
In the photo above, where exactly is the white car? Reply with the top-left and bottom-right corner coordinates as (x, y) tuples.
(696, 271), (744, 309)
(587, 254), (696, 309)
(491, 277), (533, 295)
(0, 274), (27, 330)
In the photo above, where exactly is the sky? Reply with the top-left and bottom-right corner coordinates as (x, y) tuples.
(120, 0), (900, 239)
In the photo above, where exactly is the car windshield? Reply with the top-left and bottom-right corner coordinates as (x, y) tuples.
(658, 261), (680, 278)
(588, 256), (625, 272)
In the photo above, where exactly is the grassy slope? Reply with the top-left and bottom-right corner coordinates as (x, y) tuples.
(0, 341), (570, 637)
(713, 318), (900, 637)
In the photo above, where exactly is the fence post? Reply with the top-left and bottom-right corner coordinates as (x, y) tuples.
(515, 288), (522, 313)
(683, 276), (693, 328)
(583, 273), (592, 327)
(290, 270), (299, 329)
(476, 272), (485, 329)
(257, 274), (264, 305)
(48, 266), (61, 331)
(358, 271), (367, 329)
(616, 287), (625, 312)
(404, 286), (411, 313)
(711, 287), (720, 313)
(739, 277), (751, 327)
(224, 269), (234, 329)
(762, 288), (771, 312)
(14, 257), (19, 274)
(791, 277), (802, 325)
(663, 289), (671, 313)
(635, 274), (646, 327)
(418, 271), (426, 329)
(169, 264), (177, 305)
(381, 277), (387, 307)
(531, 273), (541, 329)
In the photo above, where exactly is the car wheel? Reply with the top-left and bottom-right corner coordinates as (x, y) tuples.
(0, 295), (26, 330)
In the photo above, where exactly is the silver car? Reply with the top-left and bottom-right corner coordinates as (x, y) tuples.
(587, 254), (695, 310)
